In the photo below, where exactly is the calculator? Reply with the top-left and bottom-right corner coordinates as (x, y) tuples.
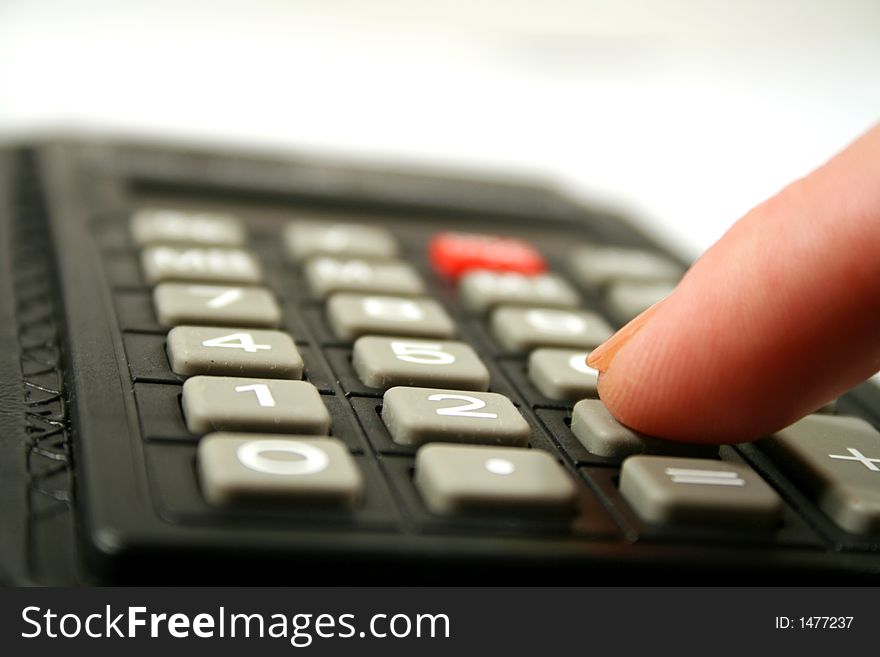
(1, 141), (879, 585)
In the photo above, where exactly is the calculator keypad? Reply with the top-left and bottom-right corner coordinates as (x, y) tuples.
(198, 434), (363, 507)
(382, 386), (530, 447)
(108, 197), (880, 574)
(166, 326), (303, 379)
(181, 376), (330, 434)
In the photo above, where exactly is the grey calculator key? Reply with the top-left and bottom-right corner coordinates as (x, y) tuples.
(415, 443), (576, 515)
(527, 349), (598, 401)
(284, 220), (398, 262)
(182, 376), (330, 435)
(763, 414), (880, 534)
(382, 386), (530, 447)
(568, 245), (684, 289)
(131, 208), (246, 247)
(352, 336), (490, 391)
(459, 270), (580, 313)
(142, 246), (263, 285)
(153, 283), (282, 328)
(167, 326), (303, 379)
(304, 256), (425, 299)
(489, 306), (613, 352)
(570, 399), (715, 460)
(571, 400), (644, 458)
(620, 456), (782, 527)
(326, 294), (456, 341)
(198, 433), (362, 507)
(605, 280), (676, 321)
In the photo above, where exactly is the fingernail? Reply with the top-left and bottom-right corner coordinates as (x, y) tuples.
(587, 300), (665, 372)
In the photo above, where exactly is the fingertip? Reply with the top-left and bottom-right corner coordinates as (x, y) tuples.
(587, 300), (666, 373)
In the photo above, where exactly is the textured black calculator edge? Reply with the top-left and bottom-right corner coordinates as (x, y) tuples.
(2, 140), (879, 585)
(0, 150), (80, 586)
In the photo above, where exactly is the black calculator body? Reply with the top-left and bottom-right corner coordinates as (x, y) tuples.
(1, 141), (879, 586)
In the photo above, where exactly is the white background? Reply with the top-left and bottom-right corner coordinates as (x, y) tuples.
(1, 0), (879, 257)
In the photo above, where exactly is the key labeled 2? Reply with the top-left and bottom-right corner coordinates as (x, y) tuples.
(381, 386), (530, 447)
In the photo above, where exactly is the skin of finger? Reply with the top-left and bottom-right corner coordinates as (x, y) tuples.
(597, 123), (880, 443)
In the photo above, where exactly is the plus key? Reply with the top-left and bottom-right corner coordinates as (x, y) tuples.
(763, 414), (880, 534)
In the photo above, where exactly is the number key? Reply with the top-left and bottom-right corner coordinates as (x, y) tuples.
(166, 326), (303, 378)
(352, 336), (490, 391)
(182, 376), (330, 434)
(326, 293), (456, 341)
(153, 283), (281, 328)
(490, 306), (613, 352)
(198, 434), (363, 508)
(527, 348), (599, 401)
(153, 283), (282, 328)
(381, 386), (530, 447)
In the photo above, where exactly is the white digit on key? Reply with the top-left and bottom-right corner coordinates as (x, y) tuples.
(234, 383), (276, 407)
(427, 394), (497, 419)
(188, 286), (244, 308)
(202, 333), (271, 353)
(391, 341), (455, 365)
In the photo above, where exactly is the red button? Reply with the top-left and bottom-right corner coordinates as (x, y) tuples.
(429, 232), (546, 279)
